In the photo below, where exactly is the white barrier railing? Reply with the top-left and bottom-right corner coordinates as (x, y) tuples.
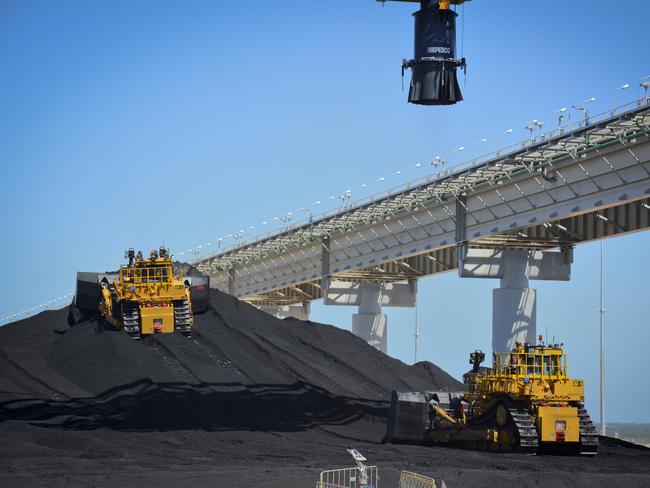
(0, 293), (74, 326)
(317, 465), (379, 488)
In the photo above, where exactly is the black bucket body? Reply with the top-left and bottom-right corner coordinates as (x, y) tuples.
(406, 3), (464, 105)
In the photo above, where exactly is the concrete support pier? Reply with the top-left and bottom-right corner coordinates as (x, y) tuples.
(324, 279), (416, 354)
(259, 303), (310, 321)
(352, 283), (388, 353)
(459, 247), (571, 354)
(493, 251), (537, 353)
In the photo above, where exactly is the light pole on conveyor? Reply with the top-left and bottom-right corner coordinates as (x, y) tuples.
(414, 303), (419, 363)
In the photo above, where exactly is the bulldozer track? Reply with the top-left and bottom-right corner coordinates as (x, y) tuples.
(464, 399), (539, 453)
(507, 403), (539, 453)
(121, 303), (140, 339)
(173, 300), (192, 335)
(577, 403), (599, 455)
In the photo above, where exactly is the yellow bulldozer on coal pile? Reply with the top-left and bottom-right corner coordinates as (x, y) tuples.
(385, 340), (598, 455)
(73, 248), (210, 339)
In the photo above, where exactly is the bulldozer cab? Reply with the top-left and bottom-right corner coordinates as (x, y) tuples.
(491, 345), (568, 380)
(118, 248), (178, 288)
(465, 343), (578, 400)
(120, 264), (172, 285)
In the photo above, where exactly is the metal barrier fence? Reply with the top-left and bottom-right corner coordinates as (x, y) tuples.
(399, 470), (445, 488)
(317, 465), (379, 488)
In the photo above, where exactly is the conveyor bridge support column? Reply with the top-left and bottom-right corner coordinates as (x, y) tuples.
(459, 247), (572, 353)
(259, 303), (311, 321)
(324, 280), (417, 354)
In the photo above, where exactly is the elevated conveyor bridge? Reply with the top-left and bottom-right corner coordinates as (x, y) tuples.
(195, 99), (650, 351)
(197, 99), (650, 300)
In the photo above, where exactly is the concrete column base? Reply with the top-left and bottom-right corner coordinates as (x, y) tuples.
(259, 303), (310, 321)
(492, 287), (536, 353)
(352, 313), (387, 354)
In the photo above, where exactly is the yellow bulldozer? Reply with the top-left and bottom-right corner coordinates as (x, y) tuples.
(73, 247), (210, 339)
(385, 339), (598, 455)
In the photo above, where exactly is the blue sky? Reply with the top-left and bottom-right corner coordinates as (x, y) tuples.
(1, 0), (649, 422)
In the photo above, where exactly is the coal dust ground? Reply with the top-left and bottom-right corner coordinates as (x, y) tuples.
(0, 290), (649, 488)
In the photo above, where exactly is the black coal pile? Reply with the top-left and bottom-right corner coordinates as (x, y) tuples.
(0, 289), (458, 432)
(0, 290), (648, 488)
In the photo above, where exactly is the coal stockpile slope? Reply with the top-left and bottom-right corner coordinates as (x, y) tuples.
(0, 289), (460, 437)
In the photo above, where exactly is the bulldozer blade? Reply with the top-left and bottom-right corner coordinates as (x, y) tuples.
(74, 272), (119, 312)
(187, 275), (210, 314)
(173, 262), (210, 314)
(74, 272), (101, 312)
(384, 391), (429, 443)
(384, 390), (466, 444)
